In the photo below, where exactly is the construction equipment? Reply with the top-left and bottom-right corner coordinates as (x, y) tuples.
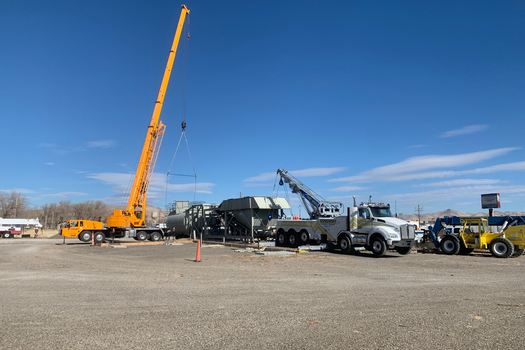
(274, 169), (415, 256)
(276, 169), (342, 219)
(429, 216), (525, 258)
(60, 5), (190, 243)
(166, 196), (290, 241)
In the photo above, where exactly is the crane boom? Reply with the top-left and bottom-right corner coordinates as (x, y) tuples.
(107, 5), (190, 228)
(277, 169), (343, 219)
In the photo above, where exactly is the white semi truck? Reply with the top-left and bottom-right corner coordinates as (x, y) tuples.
(273, 169), (415, 257)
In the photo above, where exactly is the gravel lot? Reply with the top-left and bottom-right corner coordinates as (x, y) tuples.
(0, 239), (523, 349)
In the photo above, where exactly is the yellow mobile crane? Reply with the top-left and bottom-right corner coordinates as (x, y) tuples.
(60, 5), (190, 243)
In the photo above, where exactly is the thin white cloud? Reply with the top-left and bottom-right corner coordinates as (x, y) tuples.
(244, 172), (275, 183)
(292, 167), (346, 177)
(38, 141), (84, 155)
(416, 179), (504, 188)
(0, 188), (35, 194)
(44, 162), (55, 166)
(86, 139), (116, 149)
(41, 191), (88, 198)
(87, 172), (214, 197)
(244, 167), (346, 184)
(408, 144), (428, 149)
(440, 124), (488, 138)
(330, 186), (367, 192)
(330, 148), (518, 183)
(388, 185), (525, 205)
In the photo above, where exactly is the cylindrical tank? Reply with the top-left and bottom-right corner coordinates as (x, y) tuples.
(166, 213), (189, 236)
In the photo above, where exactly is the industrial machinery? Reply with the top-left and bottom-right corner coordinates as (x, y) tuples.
(166, 197), (290, 241)
(274, 169), (415, 256)
(429, 216), (525, 258)
(60, 5), (190, 243)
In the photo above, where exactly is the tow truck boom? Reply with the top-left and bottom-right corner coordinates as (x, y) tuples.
(276, 169), (342, 219)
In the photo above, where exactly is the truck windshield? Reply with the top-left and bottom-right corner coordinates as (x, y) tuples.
(370, 207), (392, 217)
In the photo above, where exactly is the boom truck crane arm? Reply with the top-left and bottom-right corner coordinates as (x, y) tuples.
(276, 169), (343, 219)
(106, 5), (190, 228)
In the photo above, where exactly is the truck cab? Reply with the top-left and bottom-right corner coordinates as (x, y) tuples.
(59, 220), (105, 242)
(347, 202), (415, 255)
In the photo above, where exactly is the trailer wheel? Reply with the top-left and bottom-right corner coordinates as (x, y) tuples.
(395, 246), (411, 255)
(94, 231), (105, 243)
(511, 248), (524, 258)
(440, 235), (460, 255)
(275, 230), (286, 247)
(79, 231), (92, 242)
(490, 237), (514, 258)
(287, 230), (297, 247)
(136, 231), (148, 241)
(370, 236), (387, 257)
(338, 235), (352, 254)
(150, 231), (162, 241)
(298, 230), (309, 246)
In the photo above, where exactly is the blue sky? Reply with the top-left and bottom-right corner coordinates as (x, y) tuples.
(1, 0), (524, 215)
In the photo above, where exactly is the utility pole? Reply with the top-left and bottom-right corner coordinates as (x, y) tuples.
(415, 204), (423, 228)
(394, 200), (397, 218)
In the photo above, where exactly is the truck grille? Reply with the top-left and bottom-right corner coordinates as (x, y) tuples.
(400, 224), (415, 240)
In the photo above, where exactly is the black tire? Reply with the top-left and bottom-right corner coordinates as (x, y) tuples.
(511, 248), (524, 258)
(136, 231), (148, 241)
(3, 232), (12, 239)
(459, 240), (474, 255)
(298, 230), (309, 246)
(440, 235), (460, 255)
(287, 230), (298, 247)
(338, 235), (352, 254)
(79, 231), (92, 243)
(369, 235), (387, 257)
(395, 246), (412, 255)
(275, 230), (286, 247)
(150, 231), (162, 241)
(490, 237), (514, 258)
(94, 231), (105, 243)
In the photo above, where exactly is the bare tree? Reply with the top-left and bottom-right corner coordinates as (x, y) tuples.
(0, 192), (27, 218)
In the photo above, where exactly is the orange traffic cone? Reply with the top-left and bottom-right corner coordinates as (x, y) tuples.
(195, 239), (201, 262)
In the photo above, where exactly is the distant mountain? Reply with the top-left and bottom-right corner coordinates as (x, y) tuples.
(398, 209), (525, 224)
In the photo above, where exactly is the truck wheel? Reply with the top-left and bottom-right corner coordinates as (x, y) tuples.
(287, 230), (297, 247)
(136, 231), (148, 241)
(3, 232), (11, 239)
(490, 238), (514, 258)
(459, 241), (474, 255)
(79, 231), (92, 242)
(511, 248), (524, 258)
(298, 230), (309, 246)
(395, 246), (412, 255)
(275, 230), (286, 247)
(94, 232), (105, 243)
(338, 235), (352, 254)
(370, 236), (387, 257)
(440, 235), (460, 255)
(150, 231), (162, 241)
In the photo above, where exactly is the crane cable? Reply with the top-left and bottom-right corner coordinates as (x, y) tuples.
(164, 15), (197, 209)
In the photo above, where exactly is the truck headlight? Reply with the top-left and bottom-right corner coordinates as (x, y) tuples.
(389, 233), (399, 239)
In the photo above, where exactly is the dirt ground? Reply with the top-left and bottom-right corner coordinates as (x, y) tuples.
(0, 239), (523, 350)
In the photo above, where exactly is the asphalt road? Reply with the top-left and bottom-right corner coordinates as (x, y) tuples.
(0, 239), (523, 349)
